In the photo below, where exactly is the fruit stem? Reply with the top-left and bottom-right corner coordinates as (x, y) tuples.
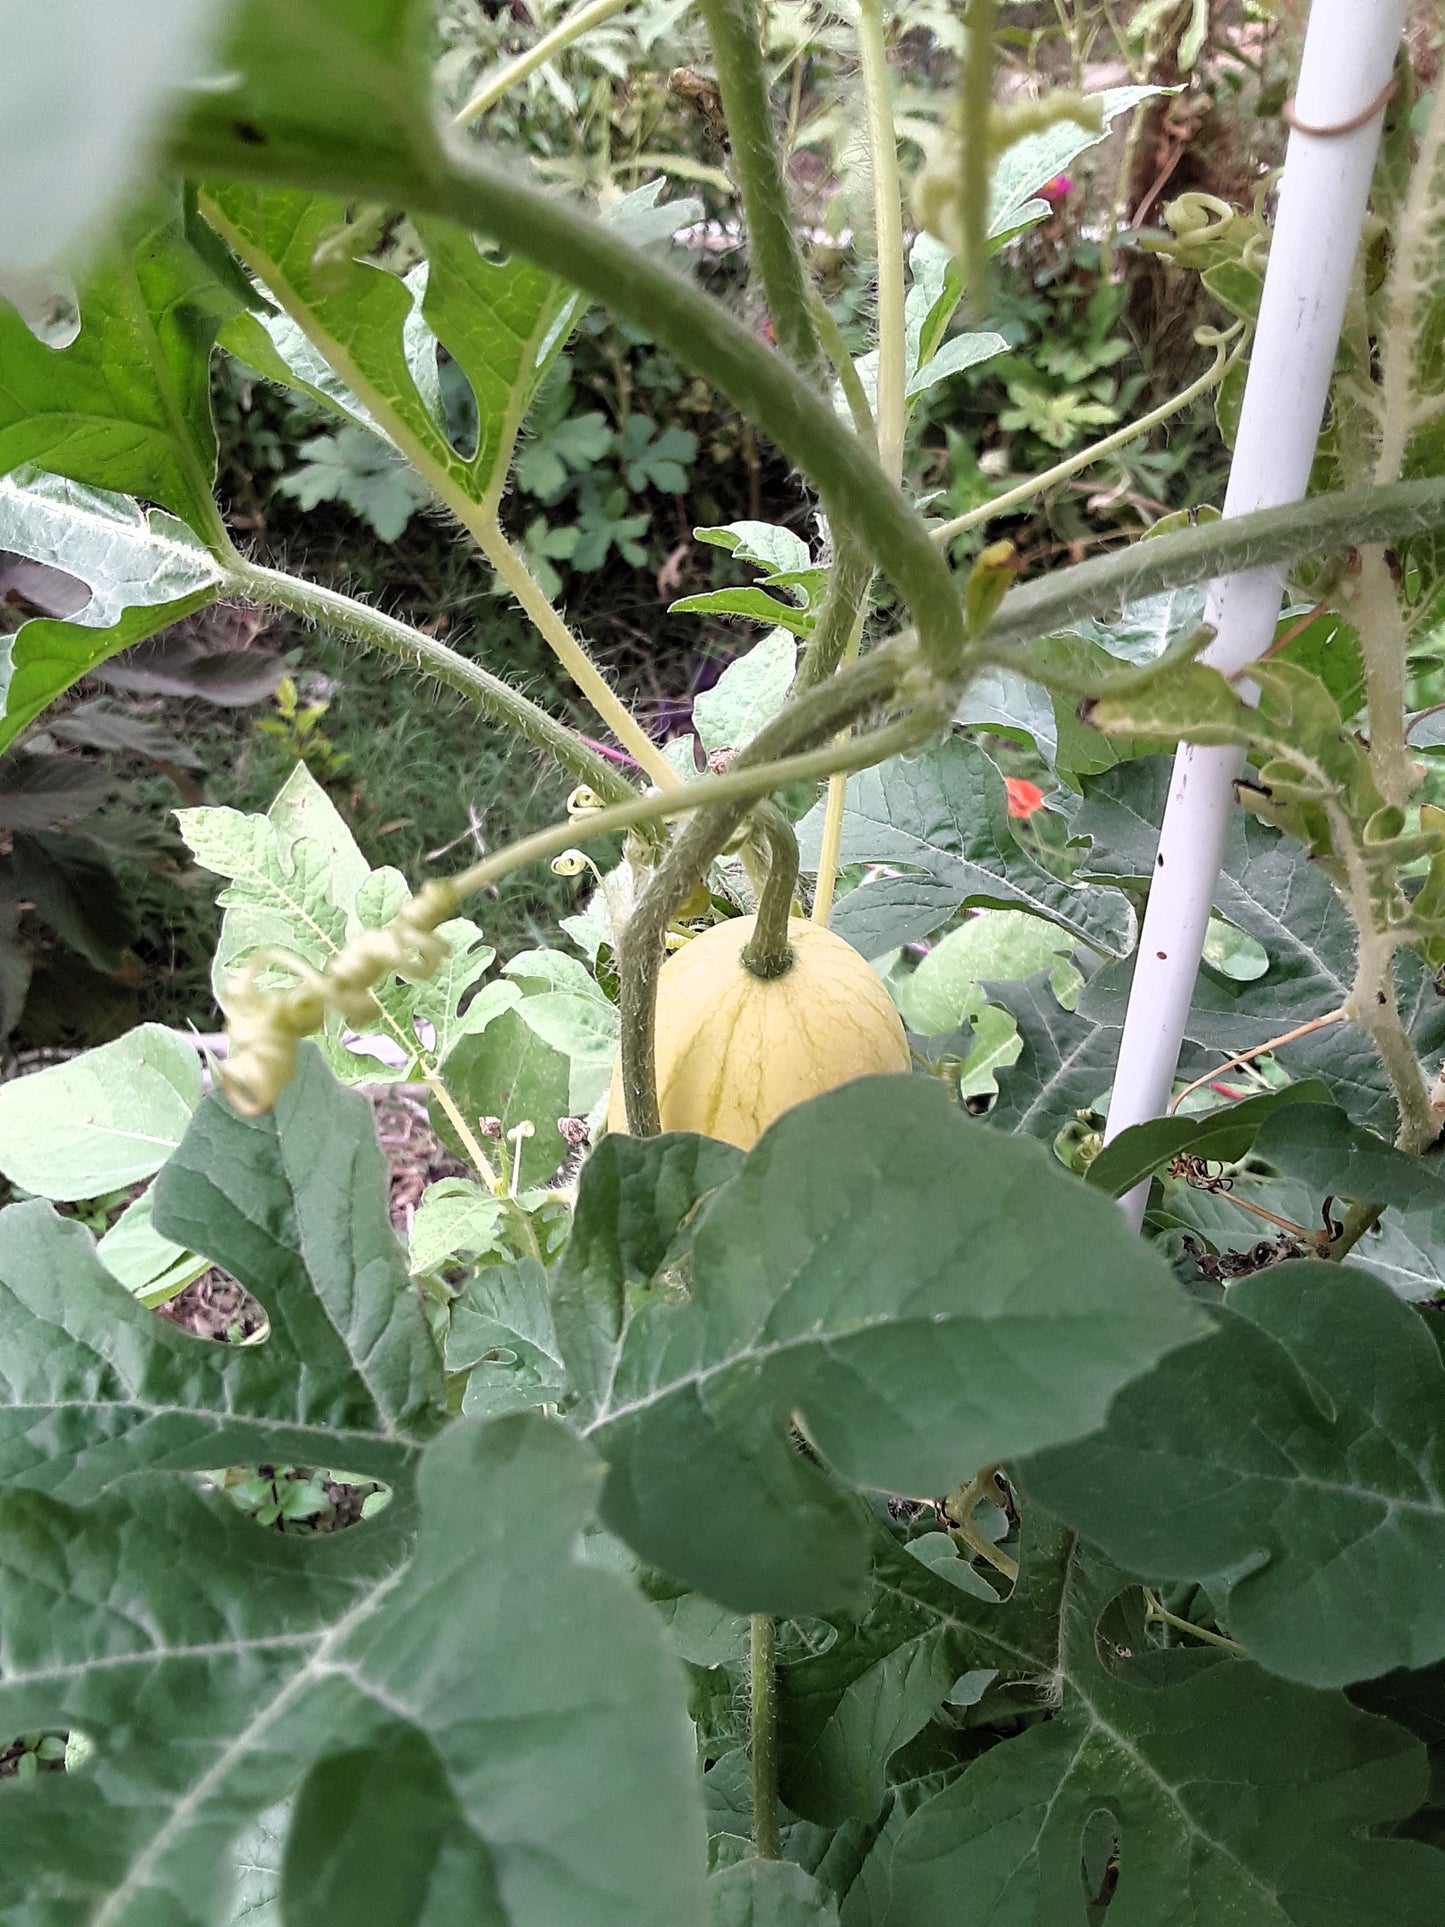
(740, 803), (800, 981)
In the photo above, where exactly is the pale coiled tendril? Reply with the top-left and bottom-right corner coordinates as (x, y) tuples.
(219, 878), (459, 1116)
(219, 784), (621, 1115)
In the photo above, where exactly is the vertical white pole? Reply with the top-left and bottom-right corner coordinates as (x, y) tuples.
(1106, 0), (1407, 1228)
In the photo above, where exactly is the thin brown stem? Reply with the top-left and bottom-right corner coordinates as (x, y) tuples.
(1168, 1010), (1348, 1112)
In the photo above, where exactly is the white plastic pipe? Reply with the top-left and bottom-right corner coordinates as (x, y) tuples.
(1105, 0), (1407, 1228)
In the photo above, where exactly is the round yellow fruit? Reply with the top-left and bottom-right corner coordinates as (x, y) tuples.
(607, 913), (911, 1149)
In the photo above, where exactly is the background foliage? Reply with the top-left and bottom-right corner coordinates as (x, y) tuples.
(2, 1), (1445, 1924)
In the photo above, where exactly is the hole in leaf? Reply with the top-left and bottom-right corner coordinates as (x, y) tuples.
(776, 1617), (838, 1662)
(0, 552), (92, 627)
(1080, 1806), (1120, 1911)
(205, 1466), (393, 1535)
(153, 1268), (268, 1345)
(0, 1728), (92, 1778)
(1201, 914), (1269, 983)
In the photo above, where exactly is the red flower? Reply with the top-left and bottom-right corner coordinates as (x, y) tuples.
(1005, 777), (1045, 819)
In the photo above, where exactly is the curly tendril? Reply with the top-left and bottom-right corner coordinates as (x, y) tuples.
(1141, 191), (1272, 276)
(218, 879), (460, 1116)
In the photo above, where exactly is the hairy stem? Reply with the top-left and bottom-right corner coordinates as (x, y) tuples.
(1348, 544), (1415, 810)
(858, 0), (907, 484)
(983, 480), (1445, 655)
(739, 803), (801, 979)
(235, 558), (639, 807)
(749, 1614), (782, 1859)
(455, 640), (911, 900)
(1351, 930), (1439, 1154)
(796, 540), (875, 691)
(808, 288), (875, 438)
(699, 0), (822, 379)
(452, 0), (631, 127)
(1374, 78), (1445, 487)
(931, 333), (1238, 546)
(1098, 108), (1134, 283)
(478, 522), (682, 791)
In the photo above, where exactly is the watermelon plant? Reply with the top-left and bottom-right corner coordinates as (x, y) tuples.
(3, 2), (1445, 1921)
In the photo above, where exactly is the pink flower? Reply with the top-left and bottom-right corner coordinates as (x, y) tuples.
(1039, 175), (1074, 205)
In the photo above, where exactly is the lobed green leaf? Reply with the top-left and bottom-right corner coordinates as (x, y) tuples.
(583, 1079), (1205, 1614)
(1024, 1262), (1445, 1686)
(797, 737), (1135, 960)
(886, 1544), (1444, 1925)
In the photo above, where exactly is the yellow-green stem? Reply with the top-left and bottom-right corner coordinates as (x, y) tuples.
(809, 596), (869, 929)
(234, 556), (639, 807)
(698, 0), (823, 379)
(1351, 930), (1439, 1154)
(809, 289), (875, 439)
(200, 193), (676, 795)
(455, 711), (924, 929)
(959, 0), (999, 318)
(857, 0), (907, 485)
(1143, 1591), (1244, 1655)
(453, 0), (632, 127)
(930, 333), (1238, 546)
(423, 1068), (502, 1191)
(811, 0), (904, 928)
(1348, 544), (1415, 811)
(478, 522), (682, 791)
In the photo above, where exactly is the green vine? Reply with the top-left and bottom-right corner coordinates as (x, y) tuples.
(698, 0), (823, 380)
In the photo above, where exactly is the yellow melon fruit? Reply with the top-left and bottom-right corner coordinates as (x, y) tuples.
(607, 912), (911, 1149)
